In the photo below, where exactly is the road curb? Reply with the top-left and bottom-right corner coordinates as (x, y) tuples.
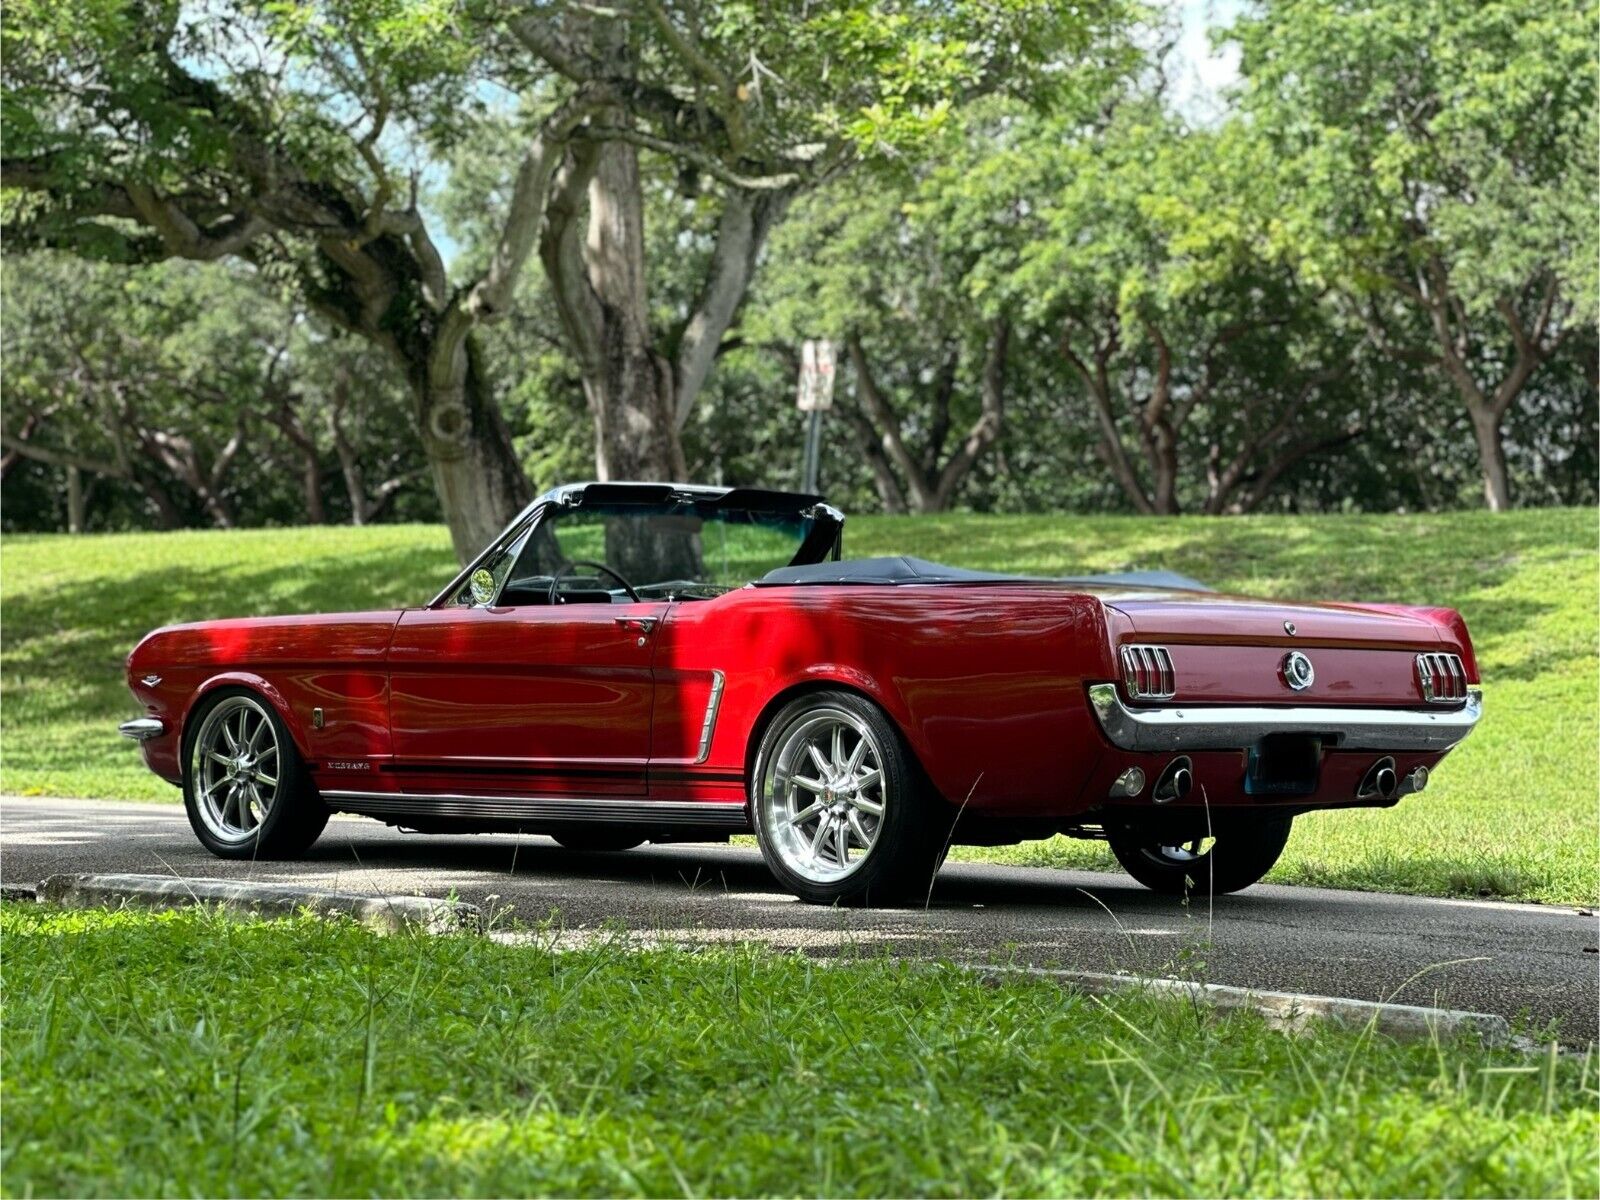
(970, 964), (1512, 1045)
(1, 884), (38, 902)
(35, 873), (481, 936)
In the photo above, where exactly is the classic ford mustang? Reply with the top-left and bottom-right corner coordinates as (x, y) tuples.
(120, 482), (1483, 905)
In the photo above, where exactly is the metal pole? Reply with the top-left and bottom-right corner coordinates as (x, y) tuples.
(802, 409), (823, 492)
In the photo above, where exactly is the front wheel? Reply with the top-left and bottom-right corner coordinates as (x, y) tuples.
(183, 688), (328, 859)
(1108, 816), (1293, 896)
(752, 690), (949, 906)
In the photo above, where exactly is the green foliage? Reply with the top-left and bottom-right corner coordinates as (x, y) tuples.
(1, 252), (432, 531)
(1, 510), (1593, 905)
(4, 904), (1594, 1196)
(1233, 0), (1597, 322)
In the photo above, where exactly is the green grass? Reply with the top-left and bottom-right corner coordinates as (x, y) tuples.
(1, 510), (1594, 904)
(3, 904), (1594, 1198)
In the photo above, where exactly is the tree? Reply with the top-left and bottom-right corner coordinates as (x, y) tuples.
(990, 107), (1366, 514)
(4, 0), (1135, 559)
(0, 252), (428, 531)
(750, 157), (1019, 513)
(1230, 0), (1599, 510)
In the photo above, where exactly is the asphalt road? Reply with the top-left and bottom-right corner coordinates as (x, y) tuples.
(4, 796), (1595, 1043)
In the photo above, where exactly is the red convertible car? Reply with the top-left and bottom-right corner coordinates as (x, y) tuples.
(121, 482), (1483, 905)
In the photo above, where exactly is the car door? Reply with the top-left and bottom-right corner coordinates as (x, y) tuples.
(386, 599), (666, 797)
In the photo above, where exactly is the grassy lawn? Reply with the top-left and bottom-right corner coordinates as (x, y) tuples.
(3, 904), (1594, 1198)
(0, 509), (1594, 904)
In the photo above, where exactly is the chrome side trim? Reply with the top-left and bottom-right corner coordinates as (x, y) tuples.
(1087, 684), (1483, 753)
(694, 670), (726, 764)
(118, 717), (166, 741)
(322, 790), (751, 828)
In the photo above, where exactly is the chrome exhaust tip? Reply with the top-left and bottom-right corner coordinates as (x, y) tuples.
(1358, 756), (1399, 801)
(1109, 767), (1146, 799)
(1396, 765), (1430, 797)
(1153, 757), (1193, 804)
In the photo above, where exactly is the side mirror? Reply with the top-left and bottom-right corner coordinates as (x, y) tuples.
(467, 568), (497, 607)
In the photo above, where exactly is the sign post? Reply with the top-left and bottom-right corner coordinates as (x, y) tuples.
(796, 339), (836, 493)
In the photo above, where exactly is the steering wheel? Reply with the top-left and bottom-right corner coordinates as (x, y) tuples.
(547, 559), (642, 605)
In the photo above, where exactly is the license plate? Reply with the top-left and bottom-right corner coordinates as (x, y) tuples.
(1245, 734), (1323, 796)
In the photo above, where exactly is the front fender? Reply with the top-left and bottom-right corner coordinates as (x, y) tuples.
(192, 672), (313, 760)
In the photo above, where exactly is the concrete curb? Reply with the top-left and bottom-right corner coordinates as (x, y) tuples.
(1, 884), (38, 902)
(35, 873), (481, 936)
(969, 963), (1512, 1045)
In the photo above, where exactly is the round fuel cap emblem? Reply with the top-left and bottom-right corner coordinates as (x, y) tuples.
(1282, 650), (1315, 691)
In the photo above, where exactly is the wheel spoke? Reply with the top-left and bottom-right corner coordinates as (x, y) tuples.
(847, 810), (872, 846)
(807, 813), (831, 860)
(780, 799), (826, 830)
(805, 742), (831, 777)
(248, 714), (270, 751)
(853, 768), (881, 794)
(850, 793), (884, 816)
(207, 751), (232, 769)
(834, 818), (850, 866)
(789, 774), (827, 796)
(254, 770), (278, 789)
(844, 737), (868, 775)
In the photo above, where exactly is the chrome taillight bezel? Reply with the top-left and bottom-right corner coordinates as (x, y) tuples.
(1121, 644), (1176, 700)
(1416, 652), (1468, 704)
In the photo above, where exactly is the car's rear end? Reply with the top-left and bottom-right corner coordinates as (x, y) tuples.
(1076, 589), (1482, 893)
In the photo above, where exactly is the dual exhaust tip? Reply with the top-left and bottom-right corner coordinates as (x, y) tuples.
(1110, 757), (1192, 803)
(1359, 756), (1429, 801)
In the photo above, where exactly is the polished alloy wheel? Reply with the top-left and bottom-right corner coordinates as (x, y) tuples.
(190, 695), (281, 845)
(1144, 836), (1216, 865)
(759, 706), (887, 884)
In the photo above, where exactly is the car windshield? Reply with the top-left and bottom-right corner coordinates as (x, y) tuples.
(455, 498), (827, 606)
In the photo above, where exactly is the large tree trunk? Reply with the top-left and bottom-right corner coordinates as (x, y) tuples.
(415, 334), (534, 563)
(1469, 404), (1512, 512)
(543, 140), (686, 488)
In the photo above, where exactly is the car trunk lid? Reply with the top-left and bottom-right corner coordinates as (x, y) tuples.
(1100, 590), (1446, 707)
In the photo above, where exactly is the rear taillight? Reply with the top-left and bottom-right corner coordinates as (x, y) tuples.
(1416, 652), (1468, 703)
(1121, 644), (1176, 700)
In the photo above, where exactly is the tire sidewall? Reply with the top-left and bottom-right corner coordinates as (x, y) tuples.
(1109, 816), (1293, 896)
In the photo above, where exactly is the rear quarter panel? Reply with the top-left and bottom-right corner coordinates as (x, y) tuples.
(656, 585), (1112, 815)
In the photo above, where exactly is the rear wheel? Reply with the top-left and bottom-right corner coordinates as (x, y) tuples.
(1108, 817), (1293, 896)
(551, 830), (645, 853)
(183, 688), (328, 859)
(752, 690), (949, 906)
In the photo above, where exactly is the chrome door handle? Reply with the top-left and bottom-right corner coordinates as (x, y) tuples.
(615, 616), (658, 634)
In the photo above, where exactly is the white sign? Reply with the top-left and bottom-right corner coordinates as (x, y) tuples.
(796, 339), (837, 412)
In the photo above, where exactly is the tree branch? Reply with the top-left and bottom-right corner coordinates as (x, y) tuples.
(672, 187), (793, 428)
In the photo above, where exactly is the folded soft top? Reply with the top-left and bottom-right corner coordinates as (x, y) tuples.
(758, 555), (1210, 592)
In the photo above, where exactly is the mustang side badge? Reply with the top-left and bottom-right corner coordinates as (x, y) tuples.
(1281, 651), (1315, 691)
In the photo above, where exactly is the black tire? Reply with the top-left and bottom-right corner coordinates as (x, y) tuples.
(751, 690), (951, 907)
(1108, 816), (1293, 896)
(182, 687), (328, 859)
(551, 829), (646, 853)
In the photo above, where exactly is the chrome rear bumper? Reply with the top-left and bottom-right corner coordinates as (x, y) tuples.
(1088, 684), (1482, 753)
(118, 717), (166, 741)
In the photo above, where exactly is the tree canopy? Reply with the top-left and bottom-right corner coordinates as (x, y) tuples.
(3, 0), (1594, 540)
